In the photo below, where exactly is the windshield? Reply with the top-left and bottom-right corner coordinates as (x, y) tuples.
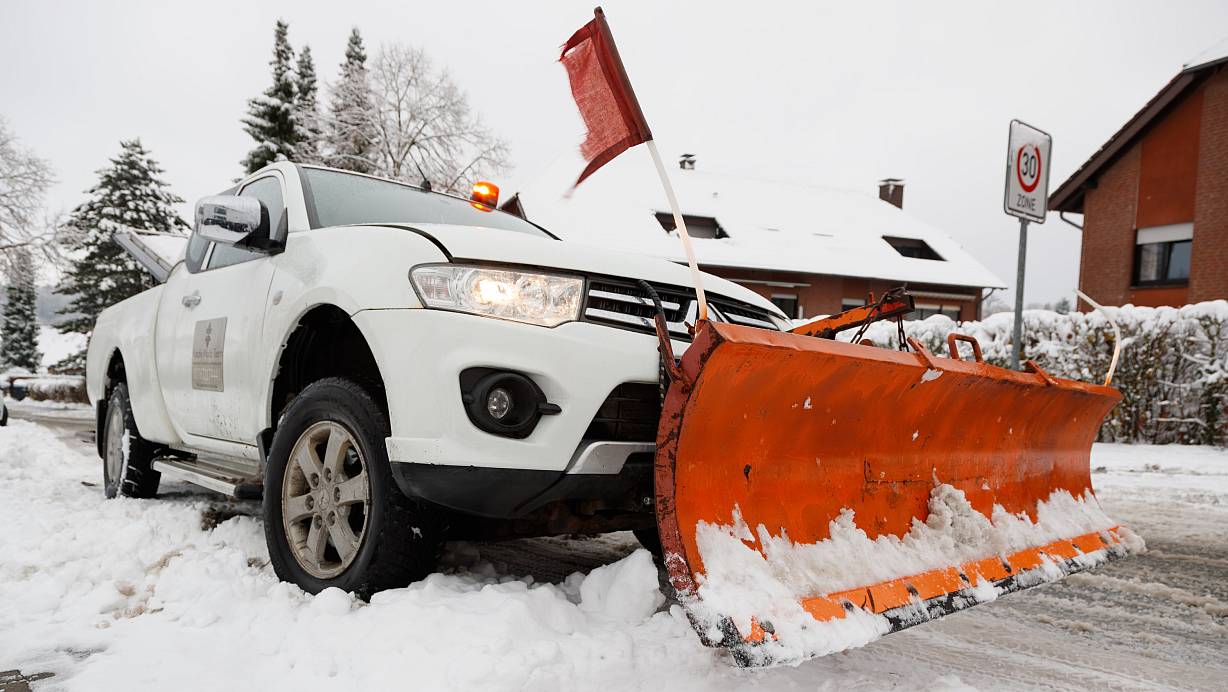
(301, 167), (551, 238)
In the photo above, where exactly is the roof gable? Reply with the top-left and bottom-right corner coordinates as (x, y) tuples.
(1050, 52), (1228, 214)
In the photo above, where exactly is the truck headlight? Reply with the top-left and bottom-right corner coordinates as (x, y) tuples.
(410, 264), (584, 327)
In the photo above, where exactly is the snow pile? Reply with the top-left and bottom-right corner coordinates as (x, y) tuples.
(578, 548), (666, 624)
(836, 300), (1228, 446)
(3, 418), (1221, 687)
(0, 422), (716, 690)
(690, 483), (1144, 665)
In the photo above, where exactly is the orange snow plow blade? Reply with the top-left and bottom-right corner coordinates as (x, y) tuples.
(653, 320), (1138, 666)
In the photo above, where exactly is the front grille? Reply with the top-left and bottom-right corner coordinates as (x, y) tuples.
(584, 382), (660, 442)
(582, 277), (780, 340)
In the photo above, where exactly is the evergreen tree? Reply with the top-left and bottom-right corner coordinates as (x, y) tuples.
(294, 45), (323, 163)
(1, 247), (40, 372)
(55, 140), (188, 372)
(241, 20), (303, 173)
(324, 28), (378, 173)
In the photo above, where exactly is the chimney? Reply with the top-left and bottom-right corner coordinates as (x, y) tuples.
(679, 153), (696, 170)
(878, 178), (904, 209)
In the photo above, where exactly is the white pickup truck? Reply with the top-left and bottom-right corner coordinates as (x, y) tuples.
(87, 162), (788, 596)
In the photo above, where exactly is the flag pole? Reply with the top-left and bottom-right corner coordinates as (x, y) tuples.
(646, 139), (709, 321)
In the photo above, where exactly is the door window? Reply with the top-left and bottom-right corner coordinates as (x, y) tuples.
(184, 231), (209, 273)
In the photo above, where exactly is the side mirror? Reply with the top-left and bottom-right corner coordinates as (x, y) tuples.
(195, 195), (268, 247)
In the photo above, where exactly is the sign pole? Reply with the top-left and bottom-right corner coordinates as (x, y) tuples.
(1002, 119), (1051, 370)
(1010, 218), (1028, 371)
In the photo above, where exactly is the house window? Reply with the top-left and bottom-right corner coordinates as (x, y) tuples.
(914, 303), (961, 321)
(1134, 223), (1193, 286)
(771, 294), (800, 319)
(655, 212), (728, 239)
(883, 236), (944, 260)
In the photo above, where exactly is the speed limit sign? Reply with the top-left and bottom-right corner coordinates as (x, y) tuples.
(1004, 120), (1052, 223)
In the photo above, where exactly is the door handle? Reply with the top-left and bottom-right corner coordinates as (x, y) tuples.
(182, 293), (201, 308)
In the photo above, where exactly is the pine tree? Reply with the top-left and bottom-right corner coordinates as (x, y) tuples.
(54, 140), (188, 372)
(324, 28), (378, 173)
(294, 45), (323, 163)
(1, 247), (41, 372)
(241, 20), (303, 173)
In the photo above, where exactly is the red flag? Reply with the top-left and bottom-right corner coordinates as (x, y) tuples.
(560, 7), (654, 187)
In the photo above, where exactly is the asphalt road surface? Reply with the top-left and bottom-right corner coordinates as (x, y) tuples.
(5, 401), (94, 448)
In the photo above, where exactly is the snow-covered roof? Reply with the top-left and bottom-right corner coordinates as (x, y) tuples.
(1184, 34), (1228, 71)
(513, 149), (1005, 290)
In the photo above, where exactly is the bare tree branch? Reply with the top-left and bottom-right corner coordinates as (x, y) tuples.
(366, 44), (509, 191)
(0, 118), (57, 277)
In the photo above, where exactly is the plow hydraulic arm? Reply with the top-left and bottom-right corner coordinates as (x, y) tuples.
(790, 289), (914, 341)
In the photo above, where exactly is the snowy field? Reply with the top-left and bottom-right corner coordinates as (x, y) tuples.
(2, 413), (1226, 691)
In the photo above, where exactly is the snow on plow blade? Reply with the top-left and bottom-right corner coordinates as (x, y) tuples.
(654, 321), (1141, 666)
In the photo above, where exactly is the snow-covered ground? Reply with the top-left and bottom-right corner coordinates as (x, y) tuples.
(2, 418), (1225, 691)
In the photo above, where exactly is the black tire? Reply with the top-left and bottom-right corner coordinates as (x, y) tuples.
(263, 377), (441, 598)
(634, 526), (664, 560)
(102, 382), (161, 498)
(0, 400), (7, 426)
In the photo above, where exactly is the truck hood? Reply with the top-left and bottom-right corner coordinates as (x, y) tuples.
(404, 223), (785, 316)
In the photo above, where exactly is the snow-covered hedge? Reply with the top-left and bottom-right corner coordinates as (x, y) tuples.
(1, 372), (88, 403)
(844, 300), (1228, 446)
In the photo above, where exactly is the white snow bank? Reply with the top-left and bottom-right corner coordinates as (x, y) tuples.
(1091, 443), (1228, 477)
(691, 483), (1144, 664)
(6, 419), (1203, 688)
(579, 548), (666, 623)
(0, 422), (718, 691)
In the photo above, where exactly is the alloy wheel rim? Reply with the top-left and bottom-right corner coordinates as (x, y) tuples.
(281, 421), (371, 579)
(105, 403), (126, 485)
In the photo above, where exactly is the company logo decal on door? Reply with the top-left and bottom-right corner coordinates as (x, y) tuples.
(192, 318), (226, 392)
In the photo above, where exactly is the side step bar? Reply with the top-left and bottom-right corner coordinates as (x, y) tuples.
(152, 456), (263, 499)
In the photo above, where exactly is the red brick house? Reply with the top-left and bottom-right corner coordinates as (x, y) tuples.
(514, 151), (1003, 321)
(1050, 47), (1228, 308)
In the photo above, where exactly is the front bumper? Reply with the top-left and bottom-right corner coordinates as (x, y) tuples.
(353, 308), (679, 476)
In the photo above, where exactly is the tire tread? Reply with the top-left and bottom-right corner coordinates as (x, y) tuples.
(264, 377), (441, 598)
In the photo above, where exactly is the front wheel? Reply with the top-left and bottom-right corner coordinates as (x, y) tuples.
(102, 382), (160, 498)
(634, 526), (663, 559)
(263, 378), (441, 598)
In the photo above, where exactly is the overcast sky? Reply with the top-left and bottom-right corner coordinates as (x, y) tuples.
(4, 0), (1227, 304)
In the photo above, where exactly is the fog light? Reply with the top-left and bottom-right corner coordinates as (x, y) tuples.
(487, 388), (512, 420)
(459, 368), (562, 440)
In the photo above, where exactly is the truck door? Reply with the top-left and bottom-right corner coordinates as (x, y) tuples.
(154, 173), (284, 452)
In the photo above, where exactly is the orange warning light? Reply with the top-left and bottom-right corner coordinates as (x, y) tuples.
(470, 181), (499, 211)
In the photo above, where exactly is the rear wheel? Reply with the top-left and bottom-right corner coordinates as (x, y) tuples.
(263, 378), (441, 597)
(102, 382), (161, 498)
(0, 399), (7, 426)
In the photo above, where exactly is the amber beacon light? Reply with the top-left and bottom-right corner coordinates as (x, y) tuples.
(470, 181), (499, 210)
